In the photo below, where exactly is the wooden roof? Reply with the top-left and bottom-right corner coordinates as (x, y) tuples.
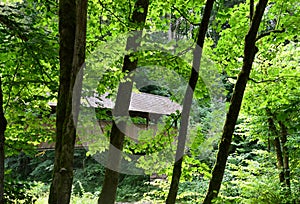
(42, 93), (181, 150)
(82, 92), (182, 116)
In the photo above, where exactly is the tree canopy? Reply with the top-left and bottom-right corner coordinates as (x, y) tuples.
(0, 0), (299, 203)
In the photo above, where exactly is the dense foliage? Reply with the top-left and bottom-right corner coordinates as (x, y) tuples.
(0, 0), (299, 203)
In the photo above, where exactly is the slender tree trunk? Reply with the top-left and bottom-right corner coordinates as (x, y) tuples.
(250, 0), (254, 21)
(279, 121), (290, 188)
(98, 1), (149, 203)
(274, 137), (285, 183)
(266, 112), (284, 183)
(267, 136), (271, 152)
(0, 77), (7, 204)
(49, 0), (87, 203)
(165, 1), (215, 203)
(203, 0), (268, 203)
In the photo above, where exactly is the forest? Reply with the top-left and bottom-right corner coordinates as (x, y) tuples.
(0, 0), (299, 203)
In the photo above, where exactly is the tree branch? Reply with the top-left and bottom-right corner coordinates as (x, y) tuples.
(172, 6), (201, 26)
(249, 75), (300, 83)
(248, 77), (279, 83)
(0, 14), (28, 41)
(98, 0), (127, 28)
(228, 75), (300, 84)
(256, 28), (285, 41)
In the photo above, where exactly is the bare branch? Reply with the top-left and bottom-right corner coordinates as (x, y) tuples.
(256, 28), (285, 41)
(248, 75), (300, 83)
(248, 77), (279, 83)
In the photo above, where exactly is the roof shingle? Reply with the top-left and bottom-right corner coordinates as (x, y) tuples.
(84, 92), (182, 115)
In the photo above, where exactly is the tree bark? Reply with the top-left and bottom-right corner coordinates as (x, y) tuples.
(274, 136), (285, 183)
(279, 121), (290, 188)
(0, 77), (7, 204)
(203, 0), (269, 203)
(49, 0), (87, 203)
(165, 1), (215, 203)
(250, 0), (254, 22)
(98, 1), (149, 203)
(266, 111), (284, 183)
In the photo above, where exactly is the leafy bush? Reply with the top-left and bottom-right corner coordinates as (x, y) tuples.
(117, 174), (153, 202)
(4, 179), (40, 203)
(29, 159), (53, 182)
(73, 162), (105, 195)
(214, 149), (300, 204)
(142, 177), (209, 203)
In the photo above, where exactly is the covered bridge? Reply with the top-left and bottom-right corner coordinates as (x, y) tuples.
(39, 92), (182, 150)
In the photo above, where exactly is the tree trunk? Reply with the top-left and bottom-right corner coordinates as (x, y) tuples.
(274, 137), (285, 183)
(0, 77), (7, 204)
(98, 1), (149, 203)
(49, 0), (87, 203)
(267, 112), (284, 183)
(203, 0), (268, 203)
(279, 121), (290, 188)
(165, 1), (215, 203)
